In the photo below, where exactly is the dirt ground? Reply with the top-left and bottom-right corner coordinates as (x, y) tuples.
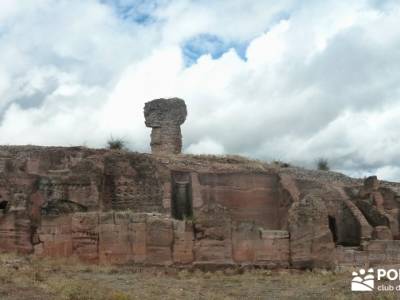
(0, 253), (398, 300)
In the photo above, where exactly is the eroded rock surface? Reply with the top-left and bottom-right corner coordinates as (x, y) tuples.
(144, 98), (187, 155)
(1, 98), (400, 269)
(0, 146), (399, 269)
(288, 192), (334, 269)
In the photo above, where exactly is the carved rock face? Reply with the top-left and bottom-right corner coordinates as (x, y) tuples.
(288, 191), (335, 269)
(144, 98), (187, 127)
(144, 98), (187, 155)
(2, 145), (400, 268)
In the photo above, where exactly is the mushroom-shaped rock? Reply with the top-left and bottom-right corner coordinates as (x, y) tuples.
(364, 176), (379, 191)
(144, 98), (187, 155)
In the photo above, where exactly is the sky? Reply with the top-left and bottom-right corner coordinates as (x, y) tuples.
(0, 0), (399, 180)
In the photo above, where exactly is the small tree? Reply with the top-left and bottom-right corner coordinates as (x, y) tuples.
(317, 158), (330, 171)
(107, 136), (126, 150)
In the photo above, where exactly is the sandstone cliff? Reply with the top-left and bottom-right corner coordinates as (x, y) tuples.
(0, 145), (399, 269)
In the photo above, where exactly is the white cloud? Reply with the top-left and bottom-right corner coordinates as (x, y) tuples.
(376, 166), (400, 182)
(0, 0), (400, 180)
(246, 20), (290, 66)
(186, 137), (225, 155)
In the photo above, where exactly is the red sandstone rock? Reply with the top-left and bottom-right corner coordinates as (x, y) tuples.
(98, 212), (134, 264)
(72, 212), (99, 263)
(0, 140), (400, 269)
(288, 192), (335, 269)
(232, 223), (289, 267)
(172, 220), (194, 264)
(372, 225), (393, 240)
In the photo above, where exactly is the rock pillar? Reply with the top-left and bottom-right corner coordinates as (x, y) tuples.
(144, 98), (187, 155)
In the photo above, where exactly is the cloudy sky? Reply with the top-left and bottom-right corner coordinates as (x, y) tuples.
(0, 0), (399, 180)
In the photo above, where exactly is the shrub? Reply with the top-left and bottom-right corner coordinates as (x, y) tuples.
(107, 137), (126, 150)
(317, 158), (330, 171)
(272, 160), (291, 168)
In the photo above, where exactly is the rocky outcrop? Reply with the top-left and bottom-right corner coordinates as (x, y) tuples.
(288, 192), (335, 269)
(1, 99), (400, 269)
(144, 98), (187, 155)
(0, 145), (399, 268)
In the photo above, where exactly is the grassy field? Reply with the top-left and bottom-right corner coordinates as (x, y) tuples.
(0, 253), (398, 300)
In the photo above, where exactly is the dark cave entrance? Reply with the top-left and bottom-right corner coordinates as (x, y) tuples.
(0, 200), (8, 211)
(328, 215), (338, 244)
(171, 172), (193, 220)
(0, 199), (8, 213)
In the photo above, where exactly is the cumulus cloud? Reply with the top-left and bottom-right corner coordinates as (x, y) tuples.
(186, 137), (225, 155)
(0, 0), (400, 180)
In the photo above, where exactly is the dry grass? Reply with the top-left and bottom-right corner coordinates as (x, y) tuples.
(172, 154), (271, 172)
(180, 154), (296, 173)
(183, 154), (260, 164)
(0, 253), (399, 300)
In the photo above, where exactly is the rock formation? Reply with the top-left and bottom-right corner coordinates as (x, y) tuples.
(1, 99), (400, 269)
(144, 98), (187, 155)
(288, 191), (335, 269)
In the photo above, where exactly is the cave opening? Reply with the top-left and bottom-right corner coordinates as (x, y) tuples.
(328, 215), (338, 244)
(0, 200), (8, 213)
(171, 172), (193, 220)
(172, 181), (193, 220)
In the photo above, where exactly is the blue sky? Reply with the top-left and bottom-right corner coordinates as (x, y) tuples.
(102, 0), (160, 24)
(0, 0), (400, 180)
(182, 34), (248, 65)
